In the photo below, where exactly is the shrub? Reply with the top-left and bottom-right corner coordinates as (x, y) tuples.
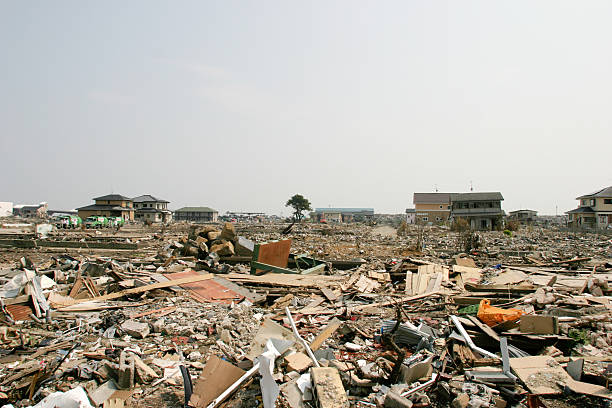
(506, 220), (520, 231)
(452, 218), (470, 232)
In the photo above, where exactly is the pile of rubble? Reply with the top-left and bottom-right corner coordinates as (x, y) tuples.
(0, 222), (610, 408)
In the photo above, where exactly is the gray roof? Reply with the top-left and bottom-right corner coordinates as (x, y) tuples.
(174, 206), (218, 213)
(314, 208), (374, 214)
(132, 194), (169, 203)
(577, 186), (612, 199)
(413, 193), (452, 204)
(566, 207), (595, 214)
(508, 209), (537, 215)
(93, 194), (132, 201)
(451, 192), (504, 202)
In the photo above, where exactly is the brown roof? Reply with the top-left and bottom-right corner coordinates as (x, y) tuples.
(413, 193), (452, 205)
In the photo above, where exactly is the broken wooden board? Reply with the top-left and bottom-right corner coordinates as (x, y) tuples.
(310, 318), (342, 351)
(226, 272), (342, 288)
(310, 367), (349, 408)
(349, 292), (439, 313)
(165, 270), (249, 304)
(408, 264), (449, 295)
(57, 274), (214, 307)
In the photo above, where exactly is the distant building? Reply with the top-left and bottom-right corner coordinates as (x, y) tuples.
(566, 186), (612, 229)
(508, 209), (538, 225)
(133, 195), (172, 223)
(0, 202), (13, 217)
(174, 207), (218, 223)
(76, 194), (135, 221)
(450, 192), (505, 230)
(413, 193), (452, 224)
(13, 202), (48, 218)
(312, 208), (374, 223)
(405, 208), (416, 224)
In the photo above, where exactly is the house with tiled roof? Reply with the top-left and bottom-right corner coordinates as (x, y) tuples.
(133, 195), (172, 223)
(76, 194), (134, 221)
(567, 186), (612, 229)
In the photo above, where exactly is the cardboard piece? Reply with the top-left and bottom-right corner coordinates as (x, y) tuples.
(189, 356), (246, 408)
(519, 315), (559, 335)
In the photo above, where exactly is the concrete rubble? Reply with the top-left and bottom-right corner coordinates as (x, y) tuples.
(0, 221), (610, 407)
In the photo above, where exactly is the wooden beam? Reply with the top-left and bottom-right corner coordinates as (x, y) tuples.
(58, 274), (213, 307)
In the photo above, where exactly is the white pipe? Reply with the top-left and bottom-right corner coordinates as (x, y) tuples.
(450, 315), (500, 360)
(206, 363), (260, 408)
(285, 307), (321, 368)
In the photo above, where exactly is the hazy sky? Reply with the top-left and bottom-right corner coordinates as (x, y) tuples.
(2, 1), (611, 216)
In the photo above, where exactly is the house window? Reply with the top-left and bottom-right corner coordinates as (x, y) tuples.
(604, 199), (612, 204)
(422, 217), (428, 221)
(590, 199), (595, 206)
(447, 205), (450, 209)
(439, 205), (443, 209)
(436, 217), (441, 221)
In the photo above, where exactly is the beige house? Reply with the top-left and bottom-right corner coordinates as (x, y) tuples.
(76, 194), (135, 221)
(567, 186), (612, 229)
(413, 193), (452, 224)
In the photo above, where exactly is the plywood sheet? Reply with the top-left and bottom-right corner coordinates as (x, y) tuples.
(165, 270), (244, 304)
(255, 239), (292, 273)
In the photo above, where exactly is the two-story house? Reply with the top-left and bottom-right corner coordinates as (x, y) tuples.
(133, 195), (172, 223)
(450, 192), (504, 230)
(566, 186), (612, 229)
(174, 207), (218, 223)
(413, 193), (452, 224)
(76, 194), (135, 221)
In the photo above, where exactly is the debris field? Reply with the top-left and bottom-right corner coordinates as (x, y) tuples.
(0, 221), (610, 408)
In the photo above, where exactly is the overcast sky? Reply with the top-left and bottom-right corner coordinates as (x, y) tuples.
(1, 1), (611, 216)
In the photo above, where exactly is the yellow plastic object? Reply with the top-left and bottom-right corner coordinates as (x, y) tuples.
(477, 299), (525, 327)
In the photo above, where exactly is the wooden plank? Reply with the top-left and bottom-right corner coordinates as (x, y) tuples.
(320, 287), (338, 302)
(310, 318), (342, 351)
(467, 315), (500, 342)
(350, 292), (438, 313)
(69, 276), (83, 298)
(405, 271), (413, 295)
(58, 274), (214, 307)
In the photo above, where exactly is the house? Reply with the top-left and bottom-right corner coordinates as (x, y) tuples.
(174, 207), (218, 223)
(0, 202), (13, 217)
(405, 208), (416, 224)
(450, 192), (504, 230)
(566, 186), (612, 229)
(133, 195), (172, 223)
(13, 202), (48, 218)
(413, 193), (452, 224)
(508, 209), (538, 225)
(76, 194), (135, 221)
(312, 208), (374, 223)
